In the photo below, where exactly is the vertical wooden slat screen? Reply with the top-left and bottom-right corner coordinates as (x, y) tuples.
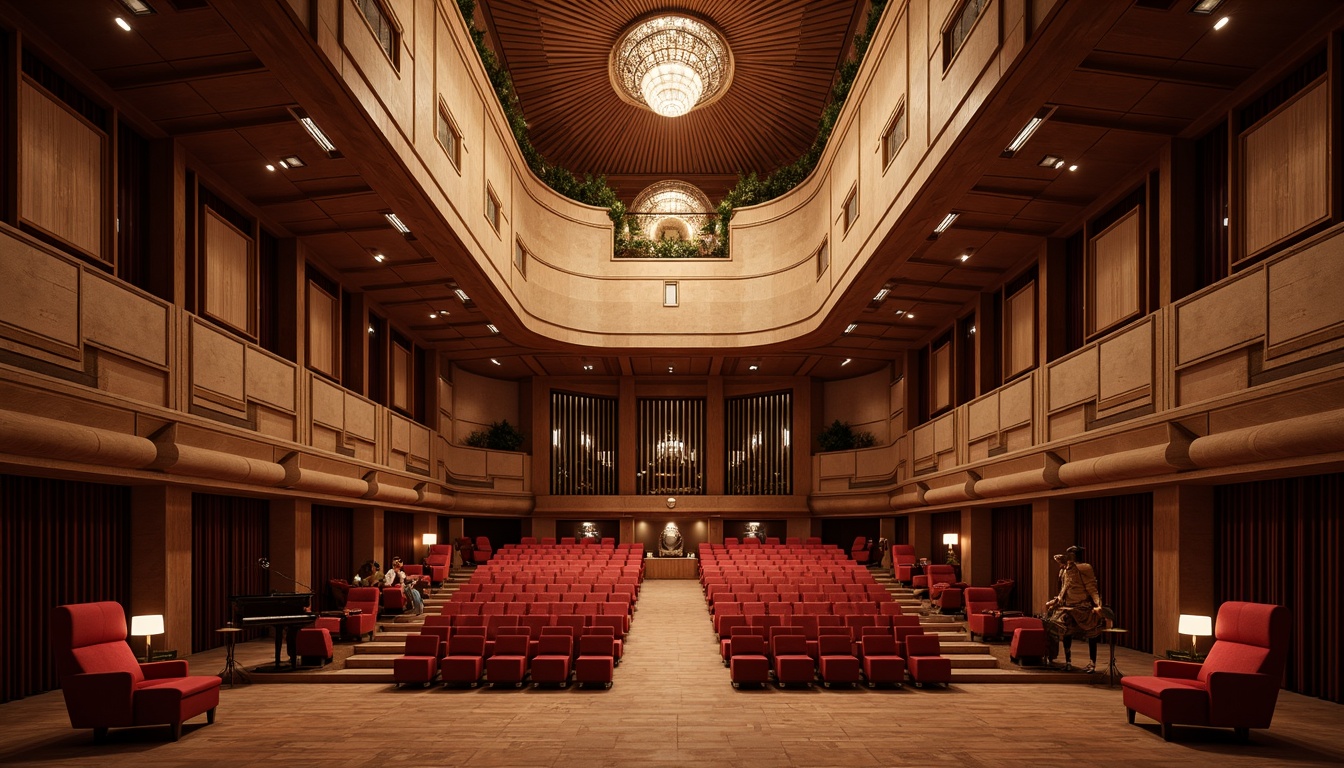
(550, 391), (618, 494)
(725, 391), (792, 495)
(637, 397), (705, 495)
(310, 505), (353, 612)
(191, 494), (269, 653)
(1215, 473), (1343, 703)
(1075, 493), (1153, 652)
(990, 504), (1033, 614)
(0, 475), (130, 704)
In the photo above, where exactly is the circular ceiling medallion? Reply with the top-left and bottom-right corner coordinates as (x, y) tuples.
(610, 13), (733, 117)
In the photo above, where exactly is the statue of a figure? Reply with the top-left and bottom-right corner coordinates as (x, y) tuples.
(659, 522), (684, 557)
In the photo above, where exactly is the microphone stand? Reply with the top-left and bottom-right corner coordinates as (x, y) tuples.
(258, 558), (313, 594)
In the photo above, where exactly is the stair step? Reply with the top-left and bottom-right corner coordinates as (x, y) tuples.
(946, 668), (1096, 684)
(353, 641), (407, 654)
(948, 655), (1000, 669)
(344, 654), (399, 669)
(938, 641), (990, 655)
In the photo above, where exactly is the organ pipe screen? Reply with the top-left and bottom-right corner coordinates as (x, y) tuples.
(550, 391), (619, 495)
(726, 391), (792, 495)
(637, 397), (706, 495)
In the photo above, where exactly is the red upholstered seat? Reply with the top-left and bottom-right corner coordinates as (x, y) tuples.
(817, 634), (861, 688)
(441, 634), (486, 688)
(342, 587), (380, 641)
(50, 601), (221, 742)
(963, 587), (1002, 641)
(575, 635), (615, 688)
(295, 628), (333, 668)
(1122, 601), (1291, 742)
(1006, 617), (1049, 666)
(905, 634), (952, 687)
(393, 634), (440, 687)
(858, 634), (906, 688)
(771, 634), (814, 688)
(486, 634), (530, 688)
(530, 635), (573, 687)
(729, 634), (770, 688)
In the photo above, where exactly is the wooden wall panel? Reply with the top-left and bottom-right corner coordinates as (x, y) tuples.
(0, 234), (81, 361)
(1004, 281), (1036, 379)
(1241, 80), (1329, 259)
(190, 320), (247, 413)
(931, 341), (952, 414)
(202, 209), (255, 335)
(391, 341), (411, 412)
(1088, 207), (1141, 337)
(19, 82), (105, 261)
(1265, 230), (1344, 357)
(83, 272), (168, 367)
(306, 281), (339, 378)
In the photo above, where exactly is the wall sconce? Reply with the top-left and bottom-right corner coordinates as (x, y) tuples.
(942, 533), (959, 566)
(1178, 614), (1213, 658)
(130, 614), (165, 663)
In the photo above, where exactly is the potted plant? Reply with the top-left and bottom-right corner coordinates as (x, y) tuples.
(816, 420), (878, 452)
(464, 420), (525, 451)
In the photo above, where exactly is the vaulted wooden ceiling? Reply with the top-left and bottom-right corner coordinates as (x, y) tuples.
(475, 0), (866, 203)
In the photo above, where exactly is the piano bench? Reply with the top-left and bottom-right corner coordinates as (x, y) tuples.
(296, 628), (333, 668)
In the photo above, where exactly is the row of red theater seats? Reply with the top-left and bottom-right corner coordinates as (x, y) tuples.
(715, 612), (920, 639)
(710, 602), (898, 629)
(394, 624), (621, 689)
(724, 625), (951, 689)
(425, 611), (629, 639)
(707, 591), (891, 607)
(449, 593), (635, 607)
(457, 583), (636, 595)
(441, 601), (632, 618)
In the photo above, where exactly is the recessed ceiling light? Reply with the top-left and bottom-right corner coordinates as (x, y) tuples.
(290, 107), (340, 156)
(115, 17), (133, 32)
(490, 358), (501, 366)
(385, 212), (411, 236)
(1189, 0), (1224, 14)
(668, 366), (674, 373)
(748, 364), (759, 371)
(841, 358), (851, 366)
(1001, 106), (1054, 157)
(265, 163), (276, 172)
(277, 160), (290, 170)
(454, 288), (471, 303)
(932, 212), (959, 236)
(1053, 159), (1066, 170)
(486, 324), (499, 334)
(118, 0), (156, 15)
(1068, 164), (1078, 172)
(844, 323), (858, 334)
(280, 155), (305, 168)
(373, 252), (386, 263)
(959, 254), (970, 263)
(1038, 154), (1063, 168)
(1213, 16), (1229, 30)
(583, 364), (594, 371)
(873, 288), (890, 302)
(429, 312), (437, 319)
(906, 313), (915, 319)
(1222, 217), (1229, 227)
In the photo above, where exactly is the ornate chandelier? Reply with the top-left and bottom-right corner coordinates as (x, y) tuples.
(630, 180), (713, 241)
(611, 14), (732, 117)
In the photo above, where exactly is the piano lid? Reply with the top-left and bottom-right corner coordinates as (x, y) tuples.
(230, 592), (313, 619)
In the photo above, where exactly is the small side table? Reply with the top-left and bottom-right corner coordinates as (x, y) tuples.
(1101, 628), (1128, 688)
(216, 627), (250, 688)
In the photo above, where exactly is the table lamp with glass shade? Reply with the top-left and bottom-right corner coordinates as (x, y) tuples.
(1178, 613), (1213, 658)
(130, 614), (164, 663)
(942, 532), (959, 565)
(422, 532), (438, 561)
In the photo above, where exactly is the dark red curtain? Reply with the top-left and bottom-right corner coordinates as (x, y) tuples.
(310, 505), (353, 612)
(383, 510), (416, 569)
(191, 494), (269, 653)
(1075, 493), (1153, 652)
(891, 517), (909, 546)
(991, 505), (1033, 614)
(0, 475), (131, 703)
(1214, 473), (1343, 704)
(929, 511), (960, 566)
(819, 517), (881, 549)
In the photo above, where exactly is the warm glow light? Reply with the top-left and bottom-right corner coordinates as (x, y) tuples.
(631, 180), (713, 242)
(131, 614), (164, 636)
(490, 358), (501, 366)
(373, 253), (386, 263)
(486, 324), (499, 334)
(115, 17), (133, 32)
(933, 212), (959, 234)
(942, 533), (958, 546)
(844, 323), (858, 334)
(265, 164), (276, 172)
(1213, 16), (1229, 30)
(874, 288), (890, 302)
(385, 212), (411, 235)
(1068, 164), (1079, 172)
(1178, 614), (1213, 637)
(454, 289), (471, 303)
(422, 533), (438, 546)
(841, 358), (851, 366)
(612, 15), (731, 118)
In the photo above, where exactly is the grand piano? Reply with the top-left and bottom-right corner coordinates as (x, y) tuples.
(231, 593), (316, 672)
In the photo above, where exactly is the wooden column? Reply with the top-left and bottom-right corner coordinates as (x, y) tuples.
(705, 375), (724, 495)
(446, 517), (465, 567)
(787, 518), (812, 543)
(879, 517), (898, 569)
(530, 376), (551, 497)
(267, 498), (311, 594)
(909, 513), (932, 563)
(353, 507), (383, 567)
(1152, 485), (1215, 656)
(1032, 498), (1074, 611)
(618, 377), (636, 495)
(131, 485), (192, 657)
(961, 507), (993, 586)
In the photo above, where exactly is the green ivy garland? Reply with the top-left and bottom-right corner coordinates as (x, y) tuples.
(456, 0), (887, 259)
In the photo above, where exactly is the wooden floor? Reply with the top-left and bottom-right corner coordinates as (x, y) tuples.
(3, 580), (1342, 767)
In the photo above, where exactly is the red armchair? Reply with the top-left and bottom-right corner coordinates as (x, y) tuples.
(850, 536), (871, 565)
(892, 545), (917, 584)
(50, 602), (220, 742)
(343, 587), (381, 641)
(1122, 601), (1291, 742)
(964, 587), (1002, 641)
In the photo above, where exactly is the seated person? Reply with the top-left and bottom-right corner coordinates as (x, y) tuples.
(385, 557), (425, 616)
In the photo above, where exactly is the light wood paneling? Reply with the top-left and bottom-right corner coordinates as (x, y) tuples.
(0, 234), (82, 360)
(1004, 281), (1036, 379)
(643, 557), (698, 579)
(931, 341), (952, 414)
(306, 281), (339, 378)
(202, 208), (255, 336)
(391, 341), (412, 413)
(1241, 80), (1329, 259)
(1088, 207), (1141, 337)
(19, 81), (105, 261)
